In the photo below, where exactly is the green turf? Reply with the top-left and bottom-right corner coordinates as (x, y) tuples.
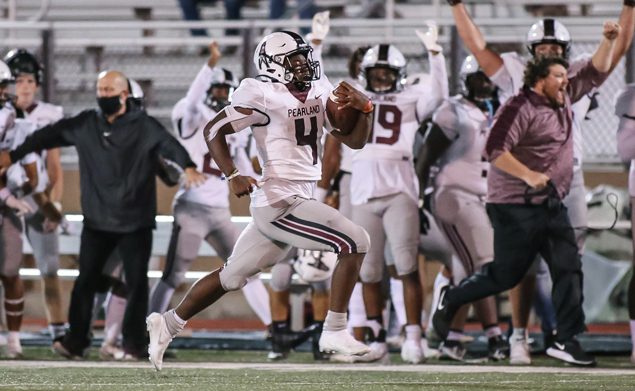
(1, 348), (634, 390)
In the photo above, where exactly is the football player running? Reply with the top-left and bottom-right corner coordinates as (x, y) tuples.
(446, 0), (634, 364)
(348, 23), (447, 364)
(3, 48), (66, 346)
(146, 30), (374, 371)
(417, 55), (507, 362)
(148, 41), (272, 331)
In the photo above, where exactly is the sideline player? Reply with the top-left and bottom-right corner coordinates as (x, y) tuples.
(146, 30), (374, 371)
(0, 61), (41, 358)
(446, 0), (635, 363)
(349, 22), (447, 364)
(4, 48), (66, 344)
(416, 55), (507, 362)
(148, 42), (272, 330)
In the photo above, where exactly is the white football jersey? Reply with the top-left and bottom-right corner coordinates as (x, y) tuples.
(172, 97), (253, 208)
(490, 52), (591, 171)
(350, 53), (448, 205)
(230, 76), (335, 207)
(433, 95), (491, 196)
(3, 117), (39, 194)
(14, 101), (63, 193)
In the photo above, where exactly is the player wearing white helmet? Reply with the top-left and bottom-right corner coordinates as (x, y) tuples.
(446, 0), (634, 364)
(148, 42), (272, 339)
(416, 55), (508, 362)
(3, 48), (66, 345)
(146, 30), (374, 371)
(0, 60), (42, 358)
(615, 84), (635, 365)
(348, 24), (448, 364)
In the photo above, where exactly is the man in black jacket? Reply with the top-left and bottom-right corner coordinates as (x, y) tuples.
(0, 70), (204, 359)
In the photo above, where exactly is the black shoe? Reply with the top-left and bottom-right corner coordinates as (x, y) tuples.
(431, 286), (458, 340)
(52, 340), (84, 360)
(542, 330), (557, 353)
(310, 322), (329, 361)
(268, 327), (314, 361)
(440, 339), (466, 361)
(546, 337), (596, 367)
(487, 335), (509, 361)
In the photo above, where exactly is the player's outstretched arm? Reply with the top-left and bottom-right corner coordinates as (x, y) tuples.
(448, 0), (504, 77)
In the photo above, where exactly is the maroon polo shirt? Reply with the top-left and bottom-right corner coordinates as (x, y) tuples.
(485, 60), (608, 204)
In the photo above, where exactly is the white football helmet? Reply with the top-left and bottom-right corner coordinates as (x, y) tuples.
(126, 78), (145, 111)
(459, 54), (497, 103)
(0, 60), (14, 85)
(206, 67), (239, 111)
(293, 249), (337, 283)
(253, 30), (320, 85)
(526, 18), (571, 57)
(359, 44), (407, 93)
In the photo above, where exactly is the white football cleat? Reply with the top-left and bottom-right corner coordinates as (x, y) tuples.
(99, 343), (125, 361)
(146, 313), (174, 371)
(319, 329), (370, 356)
(6, 339), (23, 359)
(509, 336), (531, 365)
(355, 342), (390, 364)
(401, 339), (424, 364)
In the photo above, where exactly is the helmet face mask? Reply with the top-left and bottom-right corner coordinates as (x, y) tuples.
(526, 18), (571, 59)
(254, 31), (320, 89)
(359, 44), (407, 94)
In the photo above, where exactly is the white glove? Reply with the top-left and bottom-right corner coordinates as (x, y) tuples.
(310, 11), (330, 41)
(416, 20), (443, 54)
(5, 194), (34, 216)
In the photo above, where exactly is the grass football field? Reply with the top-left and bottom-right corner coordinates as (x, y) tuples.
(1, 348), (635, 390)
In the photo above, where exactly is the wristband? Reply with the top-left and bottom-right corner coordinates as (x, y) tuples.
(225, 168), (240, 181)
(447, 0), (462, 5)
(361, 100), (374, 114)
(625, 0), (635, 7)
(53, 201), (63, 212)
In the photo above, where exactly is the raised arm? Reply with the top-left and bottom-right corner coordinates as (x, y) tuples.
(591, 21), (621, 73)
(449, 1), (504, 77)
(609, 1), (635, 73)
(181, 42), (222, 138)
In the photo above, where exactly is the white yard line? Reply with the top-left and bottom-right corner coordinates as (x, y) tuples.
(1, 360), (634, 375)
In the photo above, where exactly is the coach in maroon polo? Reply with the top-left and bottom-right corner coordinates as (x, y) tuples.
(432, 21), (621, 367)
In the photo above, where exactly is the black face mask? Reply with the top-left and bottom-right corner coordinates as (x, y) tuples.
(97, 95), (122, 115)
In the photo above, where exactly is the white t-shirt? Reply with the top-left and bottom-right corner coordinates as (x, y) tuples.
(4, 116), (39, 193)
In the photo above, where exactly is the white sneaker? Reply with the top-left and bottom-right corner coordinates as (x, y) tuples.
(355, 342), (390, 363)
(6, 338), (22, 359)
(146, 313), (174, 371)
(319, 329), (371, 356)
(99, 343), (125, 361)
(421, 337), (440, 359)
(509, 336), (531, 365)
(401, 339), (424, 364)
